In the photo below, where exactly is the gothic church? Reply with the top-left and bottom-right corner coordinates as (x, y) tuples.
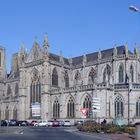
(0, 35), (140, 124)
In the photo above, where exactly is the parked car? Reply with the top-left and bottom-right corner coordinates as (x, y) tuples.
(74, 120), (84, 126)
(52, 121), (59, 127)
(35, 121), (48, 127)
(30, 120), (38, 126)
(59, 121), (64, 126)
(0, 120), (8, 126)
(47, 120), (53, 127)
(17, 120), (29, 126)
(8, 120), (18, 126)
(64, 121), (71, 127)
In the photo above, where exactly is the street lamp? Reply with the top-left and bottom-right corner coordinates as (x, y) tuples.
(129, 5), (140, 13)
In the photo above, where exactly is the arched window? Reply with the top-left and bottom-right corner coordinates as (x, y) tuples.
(119, 64), (124, 83)
(88, 68), (96, 84)
(13, 107), (17, 120)
(74, 70), (81, 85)
(64, 71), (69, 88)
(5, 106), (9, 120)
(30, 69), (41, 118)
(83, 95), (92, 118)
(15, 83), (19, 96)
(67, 97), (75, 118)
(136, 97), (140, 117)
(7, 84), (12, 96)
(53, 99), (60, 118)
(130, 65), (134, 82)
(115, 95), (124, 117)
(52, 68), (58, 87)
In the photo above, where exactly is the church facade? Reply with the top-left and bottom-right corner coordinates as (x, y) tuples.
(0, 36), (140, 124)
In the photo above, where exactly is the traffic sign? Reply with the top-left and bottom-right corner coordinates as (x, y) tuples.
(80, 108), (89, 116)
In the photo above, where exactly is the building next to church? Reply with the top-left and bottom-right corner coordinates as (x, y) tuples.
(0, 35), (140, 124)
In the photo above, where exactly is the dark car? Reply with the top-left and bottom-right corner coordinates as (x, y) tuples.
(30, 120), (38, 126)
(17, 120), (29, 126)
(52, 121), (59, 127)
(8, 120), (18, 126)
(0, 120), (8, 126)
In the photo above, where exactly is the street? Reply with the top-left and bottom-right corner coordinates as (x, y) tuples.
(0, 127), (109, 140)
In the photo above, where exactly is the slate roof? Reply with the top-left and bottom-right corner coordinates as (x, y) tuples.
(49, 45), (133, 67)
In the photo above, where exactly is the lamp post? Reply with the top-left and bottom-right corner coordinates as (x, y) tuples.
(129, 5), (140, 13)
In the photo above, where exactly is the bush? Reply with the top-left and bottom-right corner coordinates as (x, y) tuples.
(125, 127), (135, 135)
(77, 122), (128, 134)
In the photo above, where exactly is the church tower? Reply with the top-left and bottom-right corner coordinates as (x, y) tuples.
(0, 46), (6, 80)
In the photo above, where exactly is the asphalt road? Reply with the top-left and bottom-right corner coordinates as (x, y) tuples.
(0, 127), (109, 140)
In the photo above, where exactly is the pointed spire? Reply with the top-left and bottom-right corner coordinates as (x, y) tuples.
(83, 53), (87, 66)
(21, 42), (27, 55)
(59, 50), (64, 65)
(134, 43), (139, 58)
(113, 44), (117, 56)
(43, 34), (49, 60)
(69, 58), (72, 66)
(98, 48), (101, 60)
(43, 33), (49, 49)
(113, 44), (117, 61)
(33, 36), (39, 49)
(125, 43), (129, 58)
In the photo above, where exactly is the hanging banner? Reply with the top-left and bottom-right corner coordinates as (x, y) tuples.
(32, 103), (41, 117)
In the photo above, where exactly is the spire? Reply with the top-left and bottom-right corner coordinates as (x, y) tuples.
(59, 51), (64, 65)
(113, 44), (117, 61)
(83, 53), (87, 67)
(21, 42), (27, 55)
(69, 58), (72, 66)
(134, 43), (139, 58)
(43, 34), (49, 60)
(43, 34), (49, 49)
(113, 44), (117, 56)
(125, 43), (129, 59)
(98, 49), (101, 60)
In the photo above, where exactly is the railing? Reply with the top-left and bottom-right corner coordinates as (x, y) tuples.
(114, 83), (140, 90)
(50, 83), (113, 94)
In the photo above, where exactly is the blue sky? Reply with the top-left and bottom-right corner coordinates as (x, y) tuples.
(0, 0), (140, 73)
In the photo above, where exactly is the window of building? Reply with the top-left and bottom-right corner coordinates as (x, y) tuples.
(53, 99), (60, 118)
(119, 64), (124, 83)
(30, 81), (41, 104)
(115, 95), (124, 117)
(83, 95), (92, 118)
(52, 68), (58, 87)
(74, 70), (81, 85)
(88, 68), (96, 84)
(67, 96), (75, 118)
(130, 65), (134, 82)
(136, 97), (140, 117)
(103, 64), (111, 83)
(7, 84), (12, 96)
(30, 69), (41, 118)
(5, 106), (9, 120)
(13, 107), (17, 120)
(15, 83), (19, 96)
(64, 71), (69, 88)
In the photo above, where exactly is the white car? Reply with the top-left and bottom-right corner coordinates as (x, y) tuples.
(47, 120), (53, 127)
(64, 121), (71, 127)
(34, 121), (48, 127)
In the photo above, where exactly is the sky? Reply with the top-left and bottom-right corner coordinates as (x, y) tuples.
(0, 0), (140, 73)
